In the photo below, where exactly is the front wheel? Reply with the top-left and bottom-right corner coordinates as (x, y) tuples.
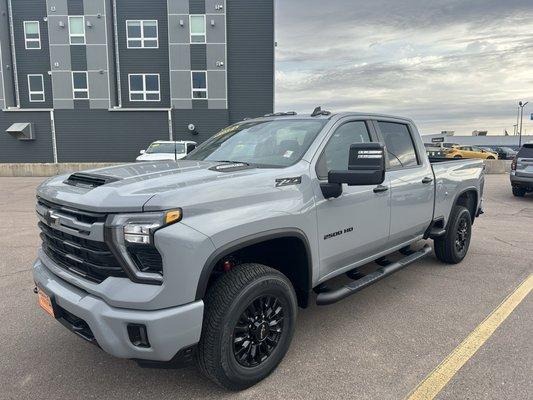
(196, 264), (297, 390)
(486, 156), (495, 160)
(434, 205), (472, 264)
(454, 155), (462, 159)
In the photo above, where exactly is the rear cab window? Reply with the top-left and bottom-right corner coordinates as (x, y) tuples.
(377, 121), (420, 169)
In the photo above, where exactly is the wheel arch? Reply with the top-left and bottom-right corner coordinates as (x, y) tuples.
(195, 228), (313, 308)
(452, 188), (478, 224)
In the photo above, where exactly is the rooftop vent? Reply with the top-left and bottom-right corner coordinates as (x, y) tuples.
(6, 122), (34, 140)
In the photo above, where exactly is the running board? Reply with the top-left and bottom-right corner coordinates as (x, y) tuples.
(316, 245), (432, 306)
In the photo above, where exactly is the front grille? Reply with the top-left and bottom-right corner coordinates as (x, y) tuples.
(40, 222), (127, 283)
(37, 198), (126, 283)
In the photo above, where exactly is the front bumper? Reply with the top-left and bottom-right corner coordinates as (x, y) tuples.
(510, 172), (533, 188)
(33, 258), (204, 361)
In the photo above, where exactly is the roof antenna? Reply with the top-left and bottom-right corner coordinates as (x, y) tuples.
(311, 106), (322, 117)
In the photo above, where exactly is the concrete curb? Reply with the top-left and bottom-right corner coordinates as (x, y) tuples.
(0, 160), (512, 177)
(0, 163), (121, 177)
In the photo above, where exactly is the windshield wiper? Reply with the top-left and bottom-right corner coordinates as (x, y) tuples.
(213, 160), (250, 165)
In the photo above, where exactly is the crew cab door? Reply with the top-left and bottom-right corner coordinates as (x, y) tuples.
(374, 121), (434, 247)
(313, 119), (391, 280)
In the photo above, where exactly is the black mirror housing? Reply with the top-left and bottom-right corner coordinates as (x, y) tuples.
(329, 143), (385, 186)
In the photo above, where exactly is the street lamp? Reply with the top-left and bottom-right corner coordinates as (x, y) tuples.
(519, 101), (529, 147)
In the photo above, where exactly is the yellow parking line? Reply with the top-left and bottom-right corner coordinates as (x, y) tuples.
(406, 274), (533, 400)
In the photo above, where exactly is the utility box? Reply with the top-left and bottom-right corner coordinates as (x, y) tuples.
(6, 123), (35, 141)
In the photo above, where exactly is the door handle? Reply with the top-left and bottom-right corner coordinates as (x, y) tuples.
(373, 185), (389, 193)
(422, 177), (433, 184)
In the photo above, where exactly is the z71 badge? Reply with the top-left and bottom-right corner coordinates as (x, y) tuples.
(275, 177), (302, 187)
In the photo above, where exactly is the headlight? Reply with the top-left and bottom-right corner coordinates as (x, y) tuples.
(105, 209), (182, 285)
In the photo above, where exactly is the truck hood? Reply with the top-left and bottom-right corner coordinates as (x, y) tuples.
(37, 160), (297, 213)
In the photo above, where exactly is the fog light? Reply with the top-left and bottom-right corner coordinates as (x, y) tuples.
(127, 324), (150, 348)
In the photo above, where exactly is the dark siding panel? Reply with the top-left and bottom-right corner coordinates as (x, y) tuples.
(172, 109), (229, 142)
(190, 44), (206, 70)
(227, 0), (274, 122)
(67, 0), (84, 15)
(116, 0), (170, 108)
(0, 111), (53, 162)
(70, 45), (87, 71)
(189, 0), (205, 14)
(11, 0), (52, 109)
(54, 110), (169, 162)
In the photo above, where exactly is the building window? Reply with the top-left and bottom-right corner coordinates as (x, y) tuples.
(189, 15), (206, 43)
(27, 74), (45, 102)
(72, 72), (89, 99)
(129, 74), (160, 102)
(127, 20), (158, 48)
(24, 21), (41, 49)
(69, 16), (86, 45)
(191, 71), (208, 99)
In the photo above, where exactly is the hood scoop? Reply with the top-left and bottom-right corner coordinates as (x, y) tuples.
(64, 172), (120, 189)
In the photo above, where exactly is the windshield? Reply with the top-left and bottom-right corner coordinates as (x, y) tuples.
(186, 119), (328, 167)
(146, 143), (186, 154)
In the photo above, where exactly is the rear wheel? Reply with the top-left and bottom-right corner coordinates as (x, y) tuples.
(196, 264), (297, 390)
(434, 205), (472, 264)
(486, 156), (495, 160)
(512, 187), (526, 197)
(454, 155), (462, 159)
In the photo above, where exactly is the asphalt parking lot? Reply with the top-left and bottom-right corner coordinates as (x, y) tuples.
(0, 174), (531, 400)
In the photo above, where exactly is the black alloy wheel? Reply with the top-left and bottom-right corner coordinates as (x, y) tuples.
(233, 295), (284, 367)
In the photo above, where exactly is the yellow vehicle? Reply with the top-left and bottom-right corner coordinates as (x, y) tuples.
(445, 145), (498, 160)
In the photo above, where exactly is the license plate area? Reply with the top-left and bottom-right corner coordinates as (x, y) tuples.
(37, 287), (56, 318)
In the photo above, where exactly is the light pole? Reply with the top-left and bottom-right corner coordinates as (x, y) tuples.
(519, 101), (528, 147)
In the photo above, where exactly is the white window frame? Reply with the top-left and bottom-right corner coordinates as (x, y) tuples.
(189, 15), (206, 44)
(128, 74), (161, 102)
(126, 20), (159, 49)
(27, 74), (45, 102)
(191, 71), (208, 99)
(24, 21), (41, 50)
(71, 71), (89, 99)
(68, 16), (86, 45)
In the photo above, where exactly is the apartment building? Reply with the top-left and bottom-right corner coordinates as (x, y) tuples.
(0, 0), (274, 162)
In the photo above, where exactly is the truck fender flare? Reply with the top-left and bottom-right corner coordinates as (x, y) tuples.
(450, 186), (479, 223)
(195, 228), (313, 301)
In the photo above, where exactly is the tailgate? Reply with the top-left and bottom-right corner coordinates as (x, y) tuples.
(516, 157), (533, 178)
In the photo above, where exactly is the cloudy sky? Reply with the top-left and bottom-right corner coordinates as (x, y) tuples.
(275, 0), (533, 135)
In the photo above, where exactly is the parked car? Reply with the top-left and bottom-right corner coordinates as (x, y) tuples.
(510, 143), (533, 197)
(136, 140), (197, 162)
(446, 145), (498, 159)
(492, 146), (518, 160)
(33, 112), (484, 390)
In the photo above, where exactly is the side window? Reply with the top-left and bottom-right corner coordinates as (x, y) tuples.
(317, 121), (371, 178)
(378, 122), (419, 169)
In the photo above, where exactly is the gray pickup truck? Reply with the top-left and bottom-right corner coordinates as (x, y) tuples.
(32, 111), (484, 390)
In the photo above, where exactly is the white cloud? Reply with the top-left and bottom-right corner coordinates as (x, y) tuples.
(275, 0), (533, 135)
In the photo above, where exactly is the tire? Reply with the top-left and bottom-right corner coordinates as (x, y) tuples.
(512, 187), (526, 197)
(487, 156), (495, 160)
(434, 205), (472, 264)
(454, 155), (462, 159)
(195, 264), (297, 390)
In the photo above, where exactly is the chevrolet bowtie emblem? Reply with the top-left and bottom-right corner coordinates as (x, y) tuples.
(46, 210), (61, 227)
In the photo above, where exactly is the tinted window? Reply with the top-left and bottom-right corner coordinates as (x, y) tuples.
(378, 122), (418, 169)
(317, 121), (371, 178)
(518, 144), (533, 158)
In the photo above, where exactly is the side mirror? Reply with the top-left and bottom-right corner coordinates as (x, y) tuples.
(140, 149), (146, 155)
(330, 143), (386, 186)
(320, 143), (386, 199)
(187, 144), (197, 153)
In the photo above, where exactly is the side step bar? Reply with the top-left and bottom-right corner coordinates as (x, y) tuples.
(316, 245), (432, 306)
